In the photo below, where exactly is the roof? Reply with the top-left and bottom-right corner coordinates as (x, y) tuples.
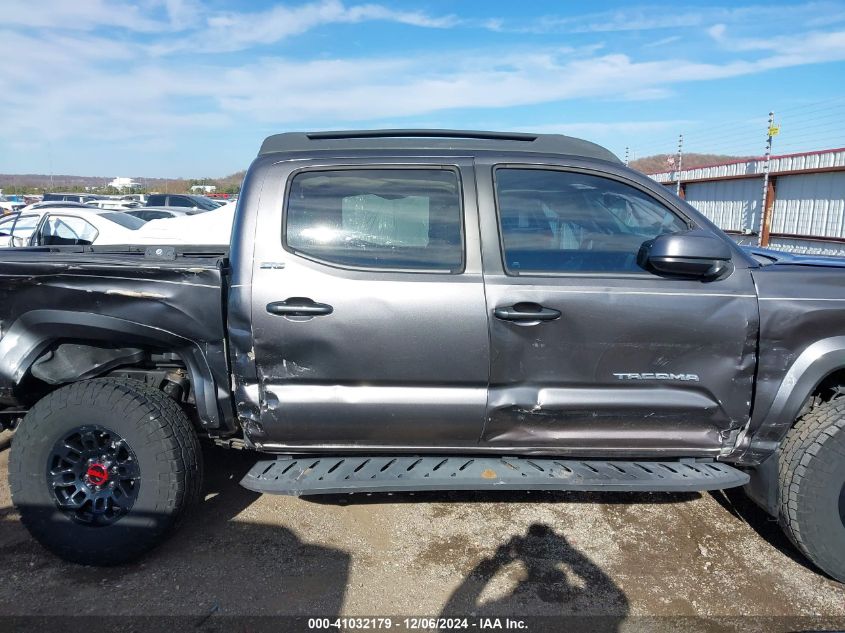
(258, 129), (621, 163)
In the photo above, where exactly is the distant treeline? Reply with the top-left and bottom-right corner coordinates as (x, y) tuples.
(629, 153), (754, 174)
(0, 170), (247, 195)
(2, 156), (749, 193)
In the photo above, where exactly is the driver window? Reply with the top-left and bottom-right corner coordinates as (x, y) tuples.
(495, 168), (689, 274)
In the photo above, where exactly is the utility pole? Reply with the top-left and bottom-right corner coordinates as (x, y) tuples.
(624, 147), (629, 167)
(675, 134), (683, 197)
(758, 111), (777, 246)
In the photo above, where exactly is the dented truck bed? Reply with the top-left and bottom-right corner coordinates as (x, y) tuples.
(0, 245), (234, 433)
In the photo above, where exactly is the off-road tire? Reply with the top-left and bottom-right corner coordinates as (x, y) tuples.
(9, 378), (202, 565)
(779, 399), (845, 582)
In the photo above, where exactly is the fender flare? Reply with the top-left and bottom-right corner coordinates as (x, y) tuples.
(749, 335), (845, 458)
(0, 309), (235, 433)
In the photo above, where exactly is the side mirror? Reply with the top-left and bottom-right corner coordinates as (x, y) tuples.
(638, 232), (733, 280)
(11, 236), (25, 248)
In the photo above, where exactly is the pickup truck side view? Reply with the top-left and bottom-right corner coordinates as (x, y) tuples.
(1, 130), (844, 581)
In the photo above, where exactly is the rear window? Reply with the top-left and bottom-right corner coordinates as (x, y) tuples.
(131, 211), (171, 221)
(168, 196), (193, 207)
(194, 197), (221, 211)
(101, 213), (145, 230)
(285, 168), (464, 272)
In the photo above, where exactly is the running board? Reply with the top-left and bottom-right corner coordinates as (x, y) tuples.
(240, 456), (749, 496)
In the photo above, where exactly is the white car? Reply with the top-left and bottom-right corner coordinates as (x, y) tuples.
(120, 194), (149, 205)
(133, 201), (236, 245)
(85, 199), (142, 210)
(0, 207), (146, 248)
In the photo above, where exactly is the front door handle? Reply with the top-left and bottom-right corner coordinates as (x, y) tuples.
(494, 303), (561, 322)
(267, 298), (333, 317)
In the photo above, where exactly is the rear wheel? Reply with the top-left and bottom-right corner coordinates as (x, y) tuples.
(9, 378), (202, 565)
(779, 398), (845, 582)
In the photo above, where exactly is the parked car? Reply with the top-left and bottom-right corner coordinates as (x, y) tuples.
(0, 211), (43, 246)
(42, 192), (106, 204)
(132, 202), (235, 244)
(0, 195), (26, 214)
(145, 193), (220, 211)
(18, 201), (92, 212)
(85, 200), (142, 210)
(0, 207), (145, 247)
(120, 194), (149, 205)
(2, 130), (845, 585)
(125, 206), (204, 222)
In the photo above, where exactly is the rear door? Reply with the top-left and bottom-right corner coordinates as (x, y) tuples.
(0, 213), (42, 247)
(476, 160), (759, 457)
(250, 158), (489, 449)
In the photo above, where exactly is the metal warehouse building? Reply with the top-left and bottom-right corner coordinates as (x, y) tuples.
(649, 148), (845, 256)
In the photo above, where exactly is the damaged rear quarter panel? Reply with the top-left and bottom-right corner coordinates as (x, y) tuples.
(0, 248), (235, 433)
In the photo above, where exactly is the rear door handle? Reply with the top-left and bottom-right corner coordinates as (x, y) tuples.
(494, 303), (561, 322)
(266, 298), (333, 317)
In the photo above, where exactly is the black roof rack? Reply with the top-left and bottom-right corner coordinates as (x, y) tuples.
(258, 129), (620, 163)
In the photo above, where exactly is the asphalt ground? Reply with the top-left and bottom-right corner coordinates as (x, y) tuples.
(1, 429), (844, 632)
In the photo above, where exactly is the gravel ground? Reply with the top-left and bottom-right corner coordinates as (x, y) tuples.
(1, 428), (844, 631)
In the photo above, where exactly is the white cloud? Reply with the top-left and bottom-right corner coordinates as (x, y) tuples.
(707, 24), (728, 41)
(643, 35), (683, 48)
(5, 25), (845, 148)
(4, 0), (169, 31)
(3, 1), (845, 170)
(491, 3), (845, 35)
(150, 0), (457, 54)
(520, 120), (692, 137)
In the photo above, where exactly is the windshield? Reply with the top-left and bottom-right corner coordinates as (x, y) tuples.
(101, 212), (145, 230)
(195, 197), (221, 211)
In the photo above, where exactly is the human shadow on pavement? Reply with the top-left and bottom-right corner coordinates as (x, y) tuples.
(439, 523), (629, 632)
(0, 442), (351, 622)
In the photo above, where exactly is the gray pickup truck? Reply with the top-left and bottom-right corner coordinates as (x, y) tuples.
(1, 130), (844, 581)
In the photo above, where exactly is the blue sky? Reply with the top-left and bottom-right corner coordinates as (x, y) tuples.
(2, 0), (845, 177)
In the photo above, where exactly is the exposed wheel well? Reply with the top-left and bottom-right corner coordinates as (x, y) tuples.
(14, 341), (204, 433)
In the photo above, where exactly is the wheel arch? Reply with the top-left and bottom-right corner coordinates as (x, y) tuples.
(749, 337), (845, 456)
(0, 309), (236, 434)
(745, 336), (845, 515)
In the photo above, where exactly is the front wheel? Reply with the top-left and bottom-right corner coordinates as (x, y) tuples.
(779, 398), (845, 582)
(9, 378), (203, 565)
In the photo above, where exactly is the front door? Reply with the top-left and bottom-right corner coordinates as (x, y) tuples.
(476, 162), (759, 457)
(250, 160), (489, 448)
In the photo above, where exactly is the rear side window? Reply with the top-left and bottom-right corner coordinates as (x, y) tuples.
(133, 211), (170, 221)
(39, 215), (99, 245)
(146, 194), (167, 206)
(101, 212), (145, 230)
(285, 169), (463, 272)
(168, 196), (193, 207)
(11, 214), (40, 238)
(0, 215), (17, 237)
(495, 169), (689, 274)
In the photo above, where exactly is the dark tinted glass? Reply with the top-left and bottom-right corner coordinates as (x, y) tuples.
(286, 169), (463, 271)
(101, 213), (145, 229)
(496, 169), (689, 274)
(134, 211), (171, 221)
(146, 194), (167, 206)
(168, 196), (193, 207)
(193, 197), (220, 211)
